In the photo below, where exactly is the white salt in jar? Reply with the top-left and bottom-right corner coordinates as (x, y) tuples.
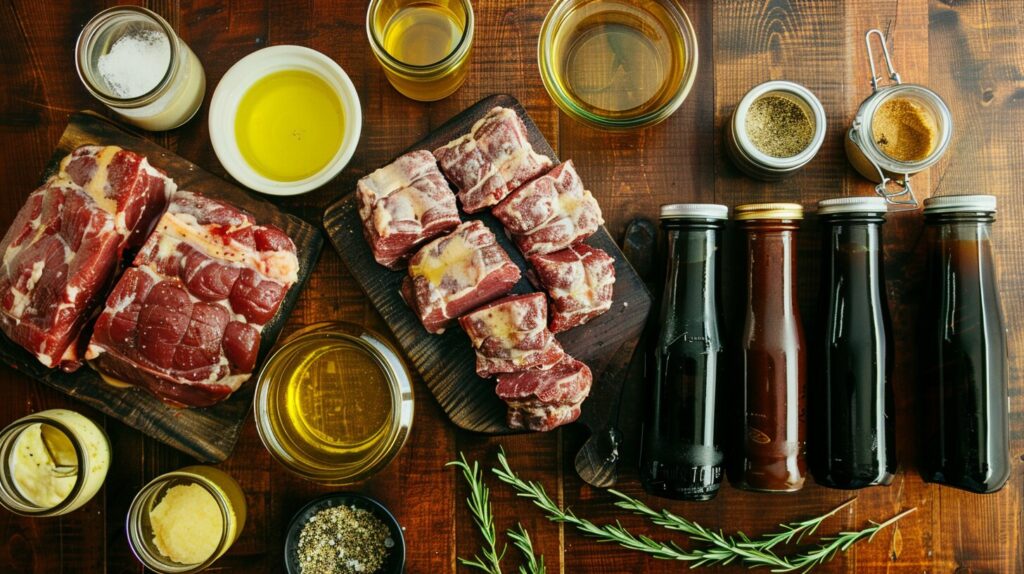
(75, 6), (206, 131)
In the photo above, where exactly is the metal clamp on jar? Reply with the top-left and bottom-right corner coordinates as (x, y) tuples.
(846, 29), (953, 209)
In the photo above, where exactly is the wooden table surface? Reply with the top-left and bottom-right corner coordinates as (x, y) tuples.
(1, 1), (1021, 572)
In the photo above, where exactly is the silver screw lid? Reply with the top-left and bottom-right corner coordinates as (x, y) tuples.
(660, 203), (729, 220)
(923, 194), (997, 214)
(817, 196), (889, 215)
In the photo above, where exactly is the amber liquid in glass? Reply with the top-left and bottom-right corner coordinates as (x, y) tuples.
(920, 213), (1010, 494)
(639, 217), (724, 501)
(811, 212), (896, 489)
(732, 219), (806, 492)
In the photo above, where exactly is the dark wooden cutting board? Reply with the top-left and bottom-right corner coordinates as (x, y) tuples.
(323, 95), (652, 483)
(0, 111), (323, 462)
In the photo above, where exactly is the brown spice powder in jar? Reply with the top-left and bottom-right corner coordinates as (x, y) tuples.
(745, 94), (815, 158)
(871, 97), (936, 162)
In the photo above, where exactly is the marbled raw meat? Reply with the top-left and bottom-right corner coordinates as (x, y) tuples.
(0, 145), (173, 370)
(458, 292), (564, 378)
(529, 244), (615, 332)
(402, 220), (520, 334)
(492, 160), (603, 256)
(495, 355), (592, 431)
(433, 107), (552, 213)
(86, 190), (299, 407)
(357, 150), (460, 269)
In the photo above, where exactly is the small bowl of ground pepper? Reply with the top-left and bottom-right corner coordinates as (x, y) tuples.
(285, 493), (405, 574)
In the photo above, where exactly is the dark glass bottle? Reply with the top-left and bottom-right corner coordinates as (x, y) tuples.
(920, 195), (1010, 494)
(811, 197), (896, 489)
(639, 204), (727, 501)
(731, 203), (806, 492)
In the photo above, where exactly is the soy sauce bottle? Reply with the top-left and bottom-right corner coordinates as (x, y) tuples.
(920, 195), (1010, 494)
(639, 204), (727, 501)
(811, 197), (896, 489)
(731, 203), (806, 492)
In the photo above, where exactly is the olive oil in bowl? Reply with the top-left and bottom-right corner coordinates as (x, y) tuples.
(254, 323), (413, 485)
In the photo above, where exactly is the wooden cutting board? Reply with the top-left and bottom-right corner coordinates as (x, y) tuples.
(0, 111), (323, 462)
(323, 95), (652, 483)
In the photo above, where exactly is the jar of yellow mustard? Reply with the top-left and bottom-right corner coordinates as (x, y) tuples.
(0, 409), (110, 517)
(126, 466), (247, 574)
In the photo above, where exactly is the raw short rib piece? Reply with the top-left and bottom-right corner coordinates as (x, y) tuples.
(87, 190), (299, 407)
(433, 107), (552, 213)
(496, 355), (593, 431)
(458, 292), (564, 378)
(402, 220), (520, 334)
(529, 244), (615, 333)
(357, 150), (460, 269)
(492, 160), (603, 256)
(0, 145), (173, 370)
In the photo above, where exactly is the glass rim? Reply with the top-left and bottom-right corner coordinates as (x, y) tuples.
(853, 83), (954, 173)
(365, 0), (475, 74)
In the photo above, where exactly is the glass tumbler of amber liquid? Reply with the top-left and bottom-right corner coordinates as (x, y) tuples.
(731, 203), (807, 493)
(366, 0), (474, 101)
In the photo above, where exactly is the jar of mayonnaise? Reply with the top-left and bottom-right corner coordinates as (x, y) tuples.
(0, 409), (110, 516)
(75, 6), (206, 131)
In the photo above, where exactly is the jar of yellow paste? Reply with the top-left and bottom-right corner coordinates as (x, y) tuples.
(0, 409), (110, 516)
(126, 466), (247, 573)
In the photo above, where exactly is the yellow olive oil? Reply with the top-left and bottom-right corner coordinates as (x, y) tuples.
(235, 70), (343, 182)
(382, 3), (463, 66)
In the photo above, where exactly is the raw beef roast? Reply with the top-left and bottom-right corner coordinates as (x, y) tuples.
(433, 107), (552, 213)
(495, 355), (592, 431)
(86, 191), (299, 407)
(458, 292), (564, 378)
(529, 244), (615, 332)
(492, 160), (603, 256)
(0, 146), (173, 370)
(402, 220), (520, 334)
(357, 150), (460, 269)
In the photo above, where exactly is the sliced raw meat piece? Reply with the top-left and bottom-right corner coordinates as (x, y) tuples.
(529, 244), (615, 332)
(433, 107), (553, 213)
(357, 150), (460, 269)
(0, 145), (173, 370)
(87, 190), (298, 407)
(458, 292), (564, 377)
(492, 160), (603, 256)
(402, 220), (520, 334)
(496, 355), (593, 431)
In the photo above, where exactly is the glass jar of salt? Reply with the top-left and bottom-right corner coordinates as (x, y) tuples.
(75, 6), (206, 131)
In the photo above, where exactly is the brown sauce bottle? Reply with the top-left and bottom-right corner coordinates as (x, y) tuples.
(731, 203), (806, 492)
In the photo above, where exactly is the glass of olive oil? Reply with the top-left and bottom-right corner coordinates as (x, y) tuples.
(366, 0), (474, 101)
(254, 323), (414, 485)
(539, 0), (699, 129)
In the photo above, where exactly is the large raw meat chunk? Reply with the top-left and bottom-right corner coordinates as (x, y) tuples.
(496, 355), (593, 431)
(0, 145), (173, 370)
(86, 191), (299, 407)
(401, 220), (520, 334)
(458, 292), (564, 378)
(492, 160), (603, 256)
(529, 244), (615, 333)
(433, 107), (552, 213)
(357, 150), (460, 269)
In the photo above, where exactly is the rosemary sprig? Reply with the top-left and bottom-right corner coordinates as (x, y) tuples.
(508, 523), (546, 574)
(447, 454), (506, 574)
(777, 508), (918, 573)
(737, 498), (857, 551)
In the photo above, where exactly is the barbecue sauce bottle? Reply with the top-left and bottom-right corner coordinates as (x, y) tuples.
(920, 195), (1010, 494)
(639, 204), (727, 501)
(811, 197), (896, 489)
(731, 203), (806, 492)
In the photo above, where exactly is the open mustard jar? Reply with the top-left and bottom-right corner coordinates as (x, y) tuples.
(846, 29), (953, 209)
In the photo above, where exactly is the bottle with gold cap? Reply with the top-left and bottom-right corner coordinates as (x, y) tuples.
(730, 202), (807, 492)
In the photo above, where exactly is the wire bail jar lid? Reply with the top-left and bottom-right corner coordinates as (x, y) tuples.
(734, 202), (804, 221)
(817, 196), (890, 215)
(660, 203), (729, 220)
(923, 194), (997, 214)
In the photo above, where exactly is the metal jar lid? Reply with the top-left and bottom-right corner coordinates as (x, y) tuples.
(817, 196), (889, 215)
(923, 194), (997, 214)
(734, 202), (804, 221)
(660, 203), (729, 220)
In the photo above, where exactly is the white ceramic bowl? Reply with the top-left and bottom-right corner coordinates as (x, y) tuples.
(209, 45), (362, 196)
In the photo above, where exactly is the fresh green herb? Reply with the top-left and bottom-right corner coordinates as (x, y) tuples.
(778, 508), (917, 573)
(447, 454), (505, 574)
(508, 523), (545, 574)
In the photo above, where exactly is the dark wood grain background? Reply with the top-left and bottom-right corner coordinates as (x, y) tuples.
(0, 1), (1021, 573)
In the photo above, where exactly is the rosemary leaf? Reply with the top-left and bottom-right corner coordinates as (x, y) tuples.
(447, 454), (506, 574)
(508, 523), (546, 574)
